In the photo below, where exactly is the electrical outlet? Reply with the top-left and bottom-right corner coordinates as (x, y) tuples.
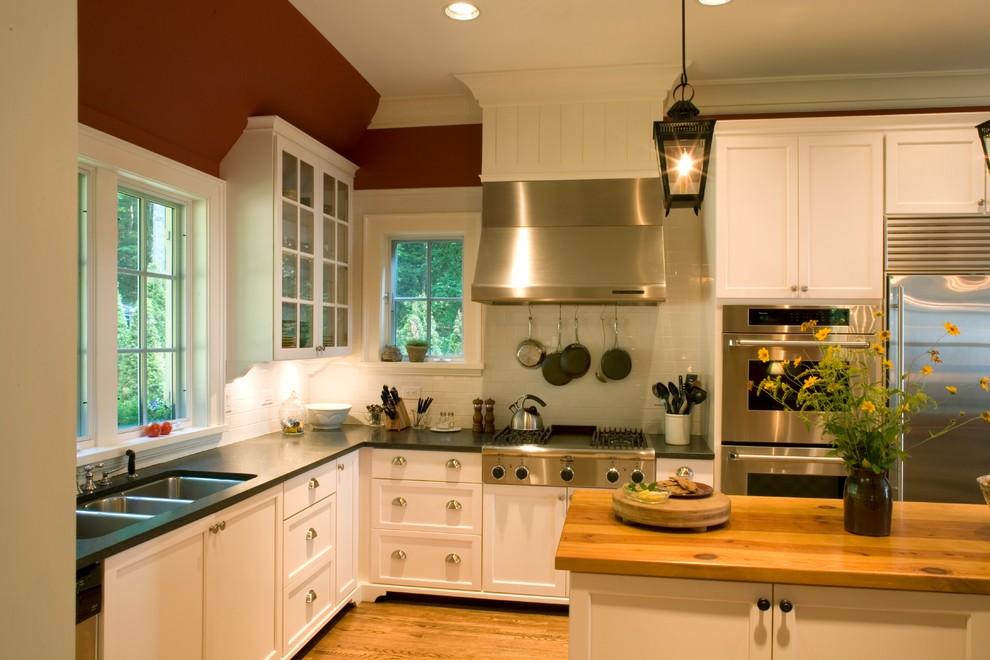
(400, 386), (422, 400)
(262, 389), (274, 406)
(224, 388), (232, 414)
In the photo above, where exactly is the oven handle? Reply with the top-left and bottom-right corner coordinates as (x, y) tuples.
(727, 338), (871, 349)
(727, 452), (845, 464)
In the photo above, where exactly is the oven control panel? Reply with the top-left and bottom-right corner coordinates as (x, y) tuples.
(481, 452), (654, 489)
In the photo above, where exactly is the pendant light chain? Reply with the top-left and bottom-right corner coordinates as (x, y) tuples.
(680, 0), (688, 88)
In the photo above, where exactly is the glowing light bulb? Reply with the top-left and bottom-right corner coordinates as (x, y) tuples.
(676, 151), (694, 177)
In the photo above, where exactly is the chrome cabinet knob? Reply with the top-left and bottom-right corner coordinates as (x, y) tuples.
(446, 458), (461, 469)
(391, 549), (407, 560)
(446, 499), (462, 510)
(392, 496), (408, 507)
(209, 520), (226, 534)
(308, 477), (320, 489)
(445, 553), (461, 564)
(675, 466), (694, 478)
(337, 462), (344, 471)
(392, 456), (407, 466)
(306, 527), (318, 541)
(305, 589), (318, 603)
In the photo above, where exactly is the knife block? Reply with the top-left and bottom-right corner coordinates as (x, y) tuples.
(385, 399), (411, 431)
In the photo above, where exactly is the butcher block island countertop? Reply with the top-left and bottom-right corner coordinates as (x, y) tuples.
(556, 490), (990, 595)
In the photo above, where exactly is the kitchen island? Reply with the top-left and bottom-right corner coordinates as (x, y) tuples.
(556, 490), (990, 659)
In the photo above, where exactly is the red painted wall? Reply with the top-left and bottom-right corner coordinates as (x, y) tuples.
(78, 0), (380, 177)
(351, 125), (482, 190)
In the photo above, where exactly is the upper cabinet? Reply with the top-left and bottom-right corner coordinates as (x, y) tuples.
(714, 132), (884, 301)
(885, 129), (988, 215)
(222, 116), (357, 377)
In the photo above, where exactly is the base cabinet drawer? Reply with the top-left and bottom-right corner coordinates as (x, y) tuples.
(283, 560), (335, 658)
(371, 449), (481, 482)
(371, 530), (481, 591)
(283, 461), (338, 518)
(283, 495), (335, 584)
(371, 480), (481, 533)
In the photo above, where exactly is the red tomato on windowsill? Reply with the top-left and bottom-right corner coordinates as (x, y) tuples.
(160, 421), (172, 435)
(146, 422), (162, 437)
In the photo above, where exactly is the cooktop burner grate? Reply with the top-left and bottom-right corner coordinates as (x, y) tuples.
(489, 426), (552, 446)
(591, 427), (648, 450)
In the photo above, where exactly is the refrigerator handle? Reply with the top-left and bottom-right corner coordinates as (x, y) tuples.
(888, 281), (905, 499)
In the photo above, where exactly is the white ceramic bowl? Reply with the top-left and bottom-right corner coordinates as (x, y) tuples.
(978, 475), (990, 507)
(306, 403), (351, 430)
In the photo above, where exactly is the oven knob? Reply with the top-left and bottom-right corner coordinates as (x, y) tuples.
(630, 469), (645, 484)
(560, 466), (574, 482)
(515, 465), (530, 481)
(490, 465), (505, 480)
(606, 468), (620, 484)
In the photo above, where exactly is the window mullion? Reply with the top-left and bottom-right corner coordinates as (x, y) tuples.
(92, 166), (123, 445)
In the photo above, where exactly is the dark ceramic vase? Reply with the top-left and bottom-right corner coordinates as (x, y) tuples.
(843, 468), (893, 536)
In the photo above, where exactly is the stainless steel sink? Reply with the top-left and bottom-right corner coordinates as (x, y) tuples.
(80, 495), (190, 516)
(120, 474), (251, 500)
(76, 471), (255, 540)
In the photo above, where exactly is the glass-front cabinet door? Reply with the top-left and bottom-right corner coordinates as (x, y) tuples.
(274, 138), (352, 360)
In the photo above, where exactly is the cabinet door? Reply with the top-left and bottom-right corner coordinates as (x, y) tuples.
(715, 135), (799, 299)
(774, 584), (990, 660)
(203, 490), (281, 660)
(885, 130), (988, 215)
(102, 522), (206, 660)
(335, 450), (359, 604)
(569, 573), (771, 660)
(798, 133), (883, 299)
(482, 484), (567, 597)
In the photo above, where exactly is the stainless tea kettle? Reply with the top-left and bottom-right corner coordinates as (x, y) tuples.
(510, 394), (547, 430)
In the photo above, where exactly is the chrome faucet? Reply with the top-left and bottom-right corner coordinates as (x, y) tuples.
(97, 449), (139, 486)
(81, 464), (102, 492)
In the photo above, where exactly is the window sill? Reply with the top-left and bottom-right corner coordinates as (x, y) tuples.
(76, 424), (228, 468)
(357, 361), (484, 377)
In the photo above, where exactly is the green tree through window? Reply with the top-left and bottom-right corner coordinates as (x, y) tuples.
(117, 189), (185, 429)
(391, 239), (463, 358)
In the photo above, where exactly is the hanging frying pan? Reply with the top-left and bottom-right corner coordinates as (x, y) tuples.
(560, 307), (591, 378)
(542, 307), (572, 386)
(516, 304), (546, 369)
(600, 305), (632, 380)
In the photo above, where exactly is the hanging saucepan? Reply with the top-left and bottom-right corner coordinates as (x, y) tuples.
(542, 307), (572, 386)
(600, 305), (632, 380)
(560, 307), (591, 378)
(516, 304), (546, 369)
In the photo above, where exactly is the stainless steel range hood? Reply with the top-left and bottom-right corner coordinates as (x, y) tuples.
(471, 178), (667, 305)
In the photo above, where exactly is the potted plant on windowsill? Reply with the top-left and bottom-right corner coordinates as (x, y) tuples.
(754, 314), (989, 536)
(405, 338), (428, 363)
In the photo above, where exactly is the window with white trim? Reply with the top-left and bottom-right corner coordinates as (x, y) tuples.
(390, 238), (464, 359)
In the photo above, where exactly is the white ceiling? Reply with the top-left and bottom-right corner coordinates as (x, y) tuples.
(291, 0), (990, 121)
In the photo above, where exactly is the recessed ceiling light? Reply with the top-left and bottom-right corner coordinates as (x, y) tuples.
(697, 0), (732, 5)
(445, 2), (480, 21)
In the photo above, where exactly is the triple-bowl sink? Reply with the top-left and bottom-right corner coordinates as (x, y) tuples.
(76, 471), (255, 539)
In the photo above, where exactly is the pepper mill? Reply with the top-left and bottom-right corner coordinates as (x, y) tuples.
(484, 398), (495, 433)
(472, 398), (483, 432)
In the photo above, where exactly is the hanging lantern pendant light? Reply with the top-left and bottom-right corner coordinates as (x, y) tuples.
(654, 0), (716, 216)
(977, 119), (990, 176)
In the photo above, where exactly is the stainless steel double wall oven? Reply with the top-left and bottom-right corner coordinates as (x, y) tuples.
(720, 305), (881, 497)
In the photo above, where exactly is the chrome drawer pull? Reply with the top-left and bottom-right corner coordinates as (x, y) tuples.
(305, 589), (318, 604)
(391, 549), (407, 560)
(393, 496), (408, 507)
(306, 527), (318, 541)
(445, 553), (461, 564)
(445, 458), (461, 469)
(308, 477), (320, 489)
(446, 499), (462, 510)
(392, 456), (407, 466)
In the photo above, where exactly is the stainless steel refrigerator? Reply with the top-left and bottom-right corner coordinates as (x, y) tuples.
(887, 273), (990, 503)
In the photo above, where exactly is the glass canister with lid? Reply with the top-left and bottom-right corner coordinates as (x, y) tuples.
(279, 391), (306, 435)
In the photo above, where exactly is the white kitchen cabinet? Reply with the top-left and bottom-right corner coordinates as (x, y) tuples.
(656, 457), (714, 487)
(482, 484), (568, 598)
(222, 115), (356, 378)
(334, 450), (359, 605)
(885, 129), (988, 215)
(369, 448), (483, 593)
(569, 573), (990, 660)
(714, 133), (883, 301)
(101, 488), (282, 660)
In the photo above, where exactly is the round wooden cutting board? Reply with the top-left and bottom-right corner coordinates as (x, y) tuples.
(612, 487), (731, 532)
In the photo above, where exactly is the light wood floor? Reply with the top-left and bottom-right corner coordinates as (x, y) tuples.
(296, 594), (569, 659)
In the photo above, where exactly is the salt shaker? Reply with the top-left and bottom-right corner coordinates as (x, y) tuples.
(484, 398), (495, 433)
(472, 398), (483, 432)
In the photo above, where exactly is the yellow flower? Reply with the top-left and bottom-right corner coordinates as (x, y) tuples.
(882, 359), (893, 370)
(758, 348), (770, 363)
(877, 329), (891, 341)
(800, 320), (819, 331)
(872, 311), (884, 318)
(929, 349), (942, 364)
(815, 327), (832, 341)
(860, 401), (876, 413)
(944, 322), (961, 336)
(982, 411), (990, 422)
(802, 376), (820, 389)
(981, 377), (989, 392)
(945, 386), (957, 395)
(920, 365), (933, 375)
(793, 357), (802, 367)
(869, 342), (885, 356)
